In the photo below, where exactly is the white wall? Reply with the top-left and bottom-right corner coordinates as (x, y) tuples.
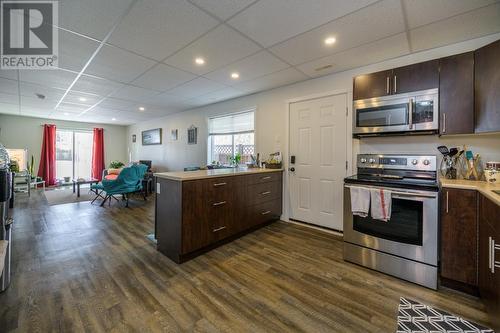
(128, 33), (500, 173)
(0, 114), (128, 175)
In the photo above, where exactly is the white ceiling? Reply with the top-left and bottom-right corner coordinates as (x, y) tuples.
(0, 0), (499, 125)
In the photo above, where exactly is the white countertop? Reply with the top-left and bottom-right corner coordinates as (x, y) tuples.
(154, 167), (283, 181)
(440, 179), (500, 206)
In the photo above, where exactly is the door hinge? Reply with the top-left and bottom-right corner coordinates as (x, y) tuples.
(345, 161), (348, 170)
(346, 107), (348, 116)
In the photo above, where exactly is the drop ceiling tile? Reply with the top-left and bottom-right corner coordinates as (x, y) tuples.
(56, 103), (89, 114)
(147, 92), (191, 107)
(403, 0), (497, 29)
(204, 50), (289, 85)
(269, 0), (406, 66)
(58, 30), (99, 72)
(0, 78), (18, 95)
(409, 3), (500, 52)
(0, 102), (19, 114)
(227, 0), (379, 47)
(21, 95), (59, 110)
(108, 0), (219, 61)
(190, 0), (257, 20)
(59, 0), (135, 40)
(62, 91), (102, 106)
(98, 98), (143, 112)
(233, 67), (308, 93)
(19, 82), (66, 101)
(131, 64), (196, 91)
(164, 25), (261, 75)
(109, 85), (160, 102)
(84, 45), (156, 83)
(72, 75), (124, 96)
(166, 77), (227, 98)
(297, 33), (410, 77)
(21, 107), (51, 118)
(0, 70), (18, 81)
(0, 92), (18, 105)
(192, 87), (244, 104)
(19, 69), (77, 90)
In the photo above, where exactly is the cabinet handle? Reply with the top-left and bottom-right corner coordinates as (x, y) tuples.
(446, 191), (449, 213)
(386, 77), (390, 94)
(213, 226), (226, 232)
(494, 240), (500, 273)
(260, 191), (271, 195)
(213, 182), (226, 187)
(212, 201), (226, 206)
(261, 176), (271, 180)
(442, 113), (446, 133)
(491, 237), (496, 273)
(408, 98), (413, 130)
(261, 210), (271, 215)
(393, 75), (397, 93)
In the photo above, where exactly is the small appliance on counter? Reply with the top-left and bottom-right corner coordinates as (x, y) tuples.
(343, 154), (439, 289)
(0, 144), (13, 292)
(485, 161), (500, 184)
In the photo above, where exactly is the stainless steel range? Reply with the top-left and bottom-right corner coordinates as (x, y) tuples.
(343, 154), (439, 289)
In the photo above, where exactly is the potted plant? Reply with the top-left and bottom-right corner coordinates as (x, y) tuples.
(109, 161), (125, 169)
(229, 153), (242, 167)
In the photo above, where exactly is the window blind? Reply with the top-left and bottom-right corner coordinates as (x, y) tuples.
(208, 111), (254, 135)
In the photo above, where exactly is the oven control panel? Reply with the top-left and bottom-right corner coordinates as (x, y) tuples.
(357, 154), (436, 171)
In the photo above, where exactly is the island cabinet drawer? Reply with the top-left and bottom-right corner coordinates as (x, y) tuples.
(246, 181), (281, 205)
(246, 172), (281, 185)
(204, 177), (236, 199)
(246, 199), (282, 228)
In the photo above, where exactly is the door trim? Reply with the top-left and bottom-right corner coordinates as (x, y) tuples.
(283, 89), (353, 228)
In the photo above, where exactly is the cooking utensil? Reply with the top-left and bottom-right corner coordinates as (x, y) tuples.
(448, 147), (458, 157)
(437, 146), (449, 156)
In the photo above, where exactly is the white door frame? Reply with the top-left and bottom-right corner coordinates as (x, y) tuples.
(282, 89), (353, 226)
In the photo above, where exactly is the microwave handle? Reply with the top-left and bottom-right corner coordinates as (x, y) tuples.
(408, 98), (413, 129)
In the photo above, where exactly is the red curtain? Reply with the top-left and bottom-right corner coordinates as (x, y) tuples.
(91, 128), (105, 181)
(37, 124), (57, 186)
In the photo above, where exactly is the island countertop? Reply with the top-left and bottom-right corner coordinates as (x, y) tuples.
(154, 167), (283, 181)
(440, 178), (500, 206)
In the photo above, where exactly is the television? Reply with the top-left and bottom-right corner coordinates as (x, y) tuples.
(139, 160), (152, 172)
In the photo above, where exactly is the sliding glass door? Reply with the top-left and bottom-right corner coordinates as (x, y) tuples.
(56, 130), (93, 181)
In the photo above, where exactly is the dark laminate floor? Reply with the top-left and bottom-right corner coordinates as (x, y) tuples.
(0, 190), (490, 332)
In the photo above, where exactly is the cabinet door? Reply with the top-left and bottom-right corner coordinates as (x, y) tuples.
(182, 181), (213, 253)
(393, 60), (439, 94)
(439, 52), (474, 135)
(353, 70), (392, 100)
(440, 188), (478, 286)
(475, 39), (500, 133)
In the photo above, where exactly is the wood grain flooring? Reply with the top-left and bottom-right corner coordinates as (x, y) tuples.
(0, 190), (491, 332)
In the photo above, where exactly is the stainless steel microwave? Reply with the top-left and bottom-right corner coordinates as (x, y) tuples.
(353, 88), (439, 136)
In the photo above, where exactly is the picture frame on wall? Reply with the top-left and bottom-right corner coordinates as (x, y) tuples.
(132, 134), (136, 143)
(171, 129), (178, 141)
(142, 128), (162, 145)
(187, 125), (197, 145)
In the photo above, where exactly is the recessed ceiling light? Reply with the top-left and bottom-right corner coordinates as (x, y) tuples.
(195, 57), (205, 65)
(139, 106), (145, 111)
(231, 72), (240, 79)
(324, 37), (336, 45)
(112, 118), (116, 121)
(78, 97), (87, 102)
(64, 112), (69, 116)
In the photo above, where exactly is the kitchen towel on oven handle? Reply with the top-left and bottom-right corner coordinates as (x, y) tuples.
(370, 188), (392, 222)
(350, 186), (370, 217)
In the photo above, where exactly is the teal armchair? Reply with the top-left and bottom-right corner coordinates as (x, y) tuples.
(91, 164), (148, 207)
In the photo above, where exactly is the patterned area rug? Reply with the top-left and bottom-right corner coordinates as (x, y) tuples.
(397, 298), (493, 333)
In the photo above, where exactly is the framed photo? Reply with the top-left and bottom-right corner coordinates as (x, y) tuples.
(170, 129), (178, 141)
(132, 134), (136, 143)
(187, 125), (197, 145)
(142, 128), (162, 145)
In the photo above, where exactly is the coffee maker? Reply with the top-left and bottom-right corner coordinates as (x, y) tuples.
(0, 144), (13, 292)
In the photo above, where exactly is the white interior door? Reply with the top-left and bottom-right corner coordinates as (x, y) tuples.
(289, 93), (348, 230)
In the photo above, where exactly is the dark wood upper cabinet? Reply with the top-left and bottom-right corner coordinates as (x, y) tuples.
(392, 60), (439, 94)
(439, 52), (474, 135)
(440, 188), (478, 290)
(353, 70), (392, 100)
(475, 39), (500, 133)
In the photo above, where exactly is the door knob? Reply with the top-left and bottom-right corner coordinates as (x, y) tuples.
(289, 167), (295, 172)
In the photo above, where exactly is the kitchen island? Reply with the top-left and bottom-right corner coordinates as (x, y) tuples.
(154, 168), (283, 263)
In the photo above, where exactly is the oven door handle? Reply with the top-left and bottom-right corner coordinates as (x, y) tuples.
(344, 185), (437, 199)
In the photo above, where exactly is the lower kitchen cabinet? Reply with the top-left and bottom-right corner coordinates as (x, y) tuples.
(479, 195), (500, 330)
(155, 171), (283, 263)
(440, 188), (478, 292)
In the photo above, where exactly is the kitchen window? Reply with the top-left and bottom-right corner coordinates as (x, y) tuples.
(208, 110), (255, 165)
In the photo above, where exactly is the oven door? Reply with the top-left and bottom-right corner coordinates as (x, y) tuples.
(343, 184), (438, 266)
